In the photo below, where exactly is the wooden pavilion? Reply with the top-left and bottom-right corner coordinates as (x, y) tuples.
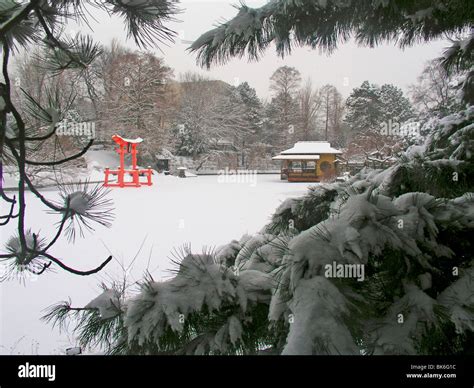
(272, 141), (342, 182)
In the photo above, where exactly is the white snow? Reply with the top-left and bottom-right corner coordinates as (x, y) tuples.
(278, 141), (342, 155)
(84, 289), (121, 319)
(373, 284), (438, 355)
(112, 135), (143, 144)
(282, 277), (358, 355)
(438, 266), (474, 334)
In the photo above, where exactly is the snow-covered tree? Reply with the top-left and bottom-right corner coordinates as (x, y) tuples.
(171, 74), (252, 164)
(190, 0), (472, 71)
(379, 84), (414, 124)
(345, 81), (414, 163)
(439, 30), (474, 106)
(10, 47), (94, 163)
(345, 81), (383, 133)
(235, 82), (263, 135)
(229, 82), (263, 167)
(327, 88), (346, 147)
(99, 49), (174, 161)
(172, 73), (222, 156)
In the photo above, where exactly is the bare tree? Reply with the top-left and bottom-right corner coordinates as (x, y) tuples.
(328, 88), (345, 146)
(172, 73), (252, 169)
(270, 66), (301, 97)
(11, 47), (92, 166)
(320, 84), (344, 142)
(268, 66), (301, 147)
(409, 60), (462, 117)
(297, 79), (321, 141)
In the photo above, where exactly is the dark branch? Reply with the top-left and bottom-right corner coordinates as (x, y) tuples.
(0, 199), (19, 226)
(1, 40), (28, 253)
(42, 208), (70, 252)
(31, 261), (52, 275)
(38, 251), (113, 276)
(0, 187), (16, 203)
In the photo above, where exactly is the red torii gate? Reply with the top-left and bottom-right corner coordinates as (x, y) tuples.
(103, 135), (153, 188)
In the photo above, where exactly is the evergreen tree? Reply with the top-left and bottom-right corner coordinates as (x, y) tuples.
(171, 106), (208, 157)
(235, 82), (263, 134)
(345, 81), (383, 133)
(346, 81), (414, 133)
(345, 81), (414, 161)
(232, 82), (263, 166)
(379, 84), (414, 124)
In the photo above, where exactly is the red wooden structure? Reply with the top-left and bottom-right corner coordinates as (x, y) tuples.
(104, 135), (153, 188)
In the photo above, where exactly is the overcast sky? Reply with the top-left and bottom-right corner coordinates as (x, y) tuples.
(71, 0), (449, 100)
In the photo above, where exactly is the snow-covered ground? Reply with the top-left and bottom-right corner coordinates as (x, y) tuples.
(0, 157), (311, 354)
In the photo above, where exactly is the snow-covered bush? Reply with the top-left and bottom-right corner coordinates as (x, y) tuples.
(45, 107), (474, 355)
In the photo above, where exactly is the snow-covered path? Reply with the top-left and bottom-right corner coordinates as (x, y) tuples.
(0, 174), (311, 354)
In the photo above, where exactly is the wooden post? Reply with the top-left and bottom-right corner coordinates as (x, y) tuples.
(118, 144), (125, 187)
(131, 144), (138, 170)
(104, 168), (110, 186)
(146, 167), (152, 186)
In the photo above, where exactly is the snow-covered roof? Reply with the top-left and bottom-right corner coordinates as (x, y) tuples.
(279, 141), (342, 155)
(112, 134), (143, 144)
(273, 154), (320, 160)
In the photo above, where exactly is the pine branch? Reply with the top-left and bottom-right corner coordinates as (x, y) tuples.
(38, 251), (113, 276)
(191, 0), (474, 68)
